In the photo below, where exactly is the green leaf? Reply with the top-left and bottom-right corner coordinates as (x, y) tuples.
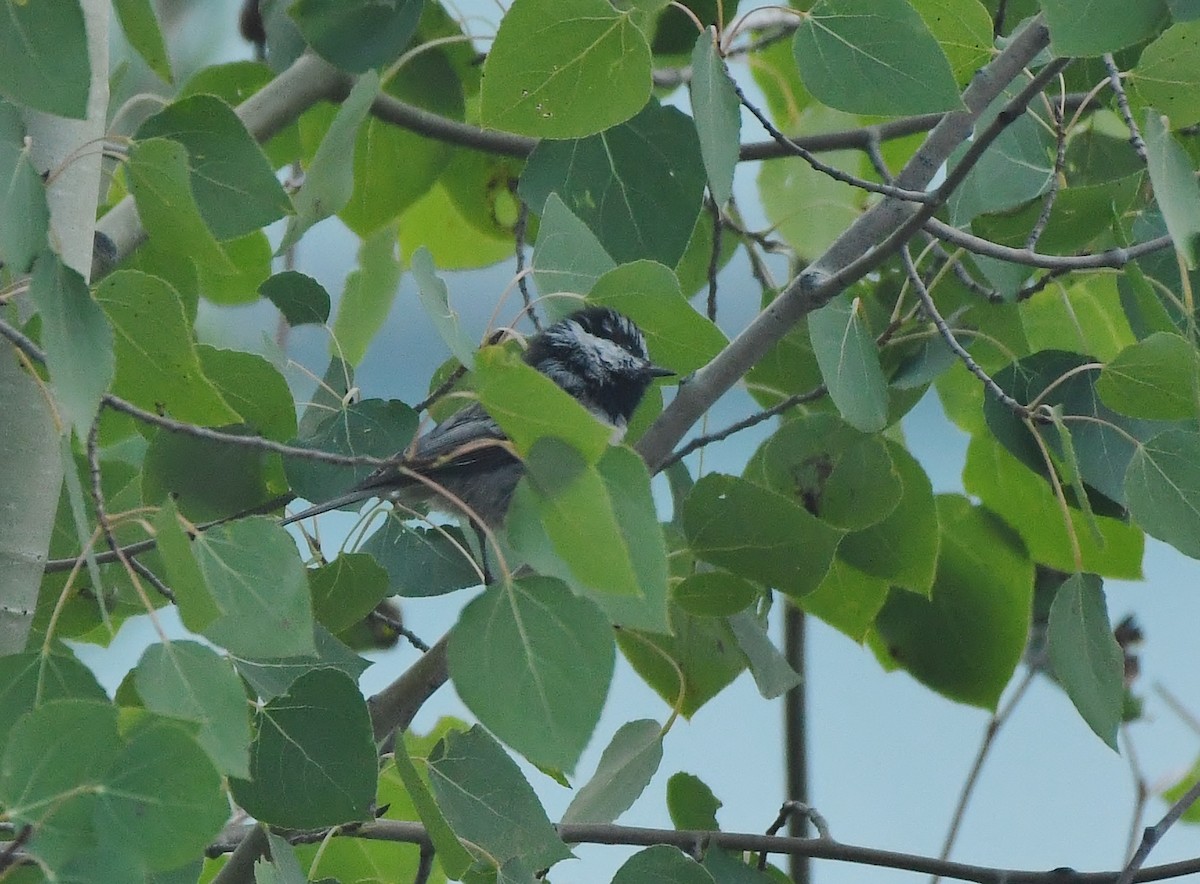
(411, 246), (477, 369)
(339, 50), (463, 235)
(425, 726), (573, 869)
(450, 577), (614, 771)
(142, 426), (280, 522)
(617, 605), (746, 717)
(1125, 428), (1200, 559)
(727, 611), (802, 699)
(308, 553), (390, 634)
(113, 0), (172, 82)
(666, 772), (721, 830)
(0, 106), (48, 272)
(673, 570), (759, 617)
(27, 250), (114, 438)
(359, 516), (480, 598)
(519, 100), (707, 267)
(947, 106), (1055, 226)
(793, 0), (963, 115)
(203, 229), (273, 305)
(0, 0), (89, 117)
(397, 146), (522, 269)
(280, 71), (380, 252)
(531, 194), (616, 304)
(283, 398), (418, 509)
(230, 627), (369, 701)
(1019, 274), (1136, 362)
(802, 558), (889, 641)
(873, 496), (1033, 709)
(1131, 22), (1200, 127)
(612, 845), (715, 884)
(759, 153), (867, 262)
(965, 435), (1144, 579)
(838, 441), (939, 594)
(152, 499), (220, 633)
(263, 832), (308, 884)
(561, 720), (663, 825)
(260, 271), (331, 327)
(133, 641), (250, 778)
(0, 651), (106, 752)
(683, 473), (842, 599)
(1048, 574), (1124, 749)
(0, 700), (120, 869)
(689, 29), (740, 206)
(525, 441), (666, 599)
(1144, 110), (1200, 269)
(194, 518), (315, 659)
(330, 223), (402, 365)
(1161, 755), (1200, 824)
(985, 350), (1167, 506)
(908, 0), (992, 86)
(588, 261), (727, 373)
(1042, 0), (1167, 55)
(808, 293), (889, 432)
(94, 270), (238, 425)
(392, 735), (473, 878)
(530, 199), (614, 307)
(291, 0), (422, 73)
(231, 668), (376, 828)
(178, 60), (301, 167)
(704, 847), (776, 882)
(506, 477), (670, 633)
(397, 179), (515, 269)
(127, 138), (237, 278)
(473, 346), (612, 462)
(95, 721), (227, 871)
(198, 345), (298, 442)
(1098, 332), (1200, 420)
(480, 0), (652, 138)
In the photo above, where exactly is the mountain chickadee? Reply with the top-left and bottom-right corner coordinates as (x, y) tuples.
(282, 306), (672, 529)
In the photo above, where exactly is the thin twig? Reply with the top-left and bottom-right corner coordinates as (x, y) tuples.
(1103, 54), (1147, 163)
(1153, 683), (1200, 739)
(513, 197), (541, 332)
(0, 824), (32, 874)
(933, 668), (1038, 882)
(367, 608), (431, 653)
(86, 421), (175, 606)
(1116, 779), (1200, 884)
(706, 195), (722, 322)
(1123, 724), (1150, 866)
(204, 817), (1200, 884)
(0, 316), (395, 470)
(759, 799), (832, 871)
(1025, 94), (1067, 251)
(661, 384), (828, 468)
(923, 219), (1172, 272)
(734, 81), (935, 204)
(900, 246), (1034, 420)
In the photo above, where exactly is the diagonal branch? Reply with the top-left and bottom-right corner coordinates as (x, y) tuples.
(636, 18), (1058, 471)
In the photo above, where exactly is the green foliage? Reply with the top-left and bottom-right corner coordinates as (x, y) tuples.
(7, 1), (1200, 878)
(793, 0), (963, 115)
(449, 576), (615, 771)
(480, 0), (653, 137)
(561, 719), (663, 824)
(0, 0), (89, 117)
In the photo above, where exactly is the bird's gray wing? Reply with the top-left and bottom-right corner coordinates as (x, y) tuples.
(356, 402), (516, 492)
(281, 403), (517, 526)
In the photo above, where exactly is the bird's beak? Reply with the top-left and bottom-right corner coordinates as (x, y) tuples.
(648, 364), (675, 379)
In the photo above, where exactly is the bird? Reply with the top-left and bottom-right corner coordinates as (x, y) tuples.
(281, 306), (672, 529)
